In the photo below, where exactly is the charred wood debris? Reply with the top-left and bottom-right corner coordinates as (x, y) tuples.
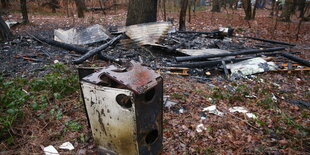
(11, 22), (310, 80)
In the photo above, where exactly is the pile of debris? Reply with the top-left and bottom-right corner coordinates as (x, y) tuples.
(31, 22), (310, 80)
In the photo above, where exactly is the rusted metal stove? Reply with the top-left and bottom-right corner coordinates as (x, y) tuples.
(80, 61), (163, 155)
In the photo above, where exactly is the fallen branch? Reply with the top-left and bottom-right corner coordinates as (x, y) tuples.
(73, 34), (123, 64)
(282, 52), (310, 67)
(176, 47), (285, 62)
(30, 34), (89, 54)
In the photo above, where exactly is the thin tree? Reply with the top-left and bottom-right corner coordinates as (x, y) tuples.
(280, 0), (294, 22)
(179, 0), (188, 31)
(242, 0), (252, 20)
(0, 15), (13, 41)
(251, 0), (259, 19)
(163, 0), (167, 21)
(20, 0), (29, 23)
(211, 0), (221, 12)
(126, 0), (158, 26)
(51, 0), (59, 13)
(75, 0), (85, 18)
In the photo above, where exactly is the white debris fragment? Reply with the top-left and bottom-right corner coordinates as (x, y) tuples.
(203, 105), (224, 116)
(229, 107), (248, 113)
(179, 108), (184, 114)
(229, 106), (258, 119)
(165, 100), (178, 108)
(196, 124), (206, 133)
(226, 57), (278, 76)
(200, 116), (207, 120)
(245, 95), (257, 99)
(54, 60), (59, 64)
(272, 93), (277, 102)
(54, 24), (110, 45)
(246, 113), (257, 119)
(43, 145), (59, 155)
(59, 142), (74, 151)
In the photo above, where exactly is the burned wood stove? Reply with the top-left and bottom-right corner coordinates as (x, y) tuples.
(80, 61), (163, 155)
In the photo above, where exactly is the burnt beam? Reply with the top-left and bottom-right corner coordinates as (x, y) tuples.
(175, 47), (285, 62)
(73, 34), (122, 64)
(169, 57), (252, 68)
(282, 52), (310, 67)
(244, 36), (296, 46)
(32, 35), (89, 54)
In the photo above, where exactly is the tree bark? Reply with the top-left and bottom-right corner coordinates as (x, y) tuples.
(211, 0), (221, 12)
(0, 15), (13, 41)
(242, 0), (252, 20)
(179, 0), (188, 31)
(126, 0), (158, 26)
(20, 0), (29, 23)
(75, 0), (85, 18)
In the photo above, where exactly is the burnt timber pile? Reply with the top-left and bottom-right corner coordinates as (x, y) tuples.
(2, 22), (309, 79)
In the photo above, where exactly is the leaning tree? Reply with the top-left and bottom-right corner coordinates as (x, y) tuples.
(0, 15), (13, 41)
(126, 0), (158, 26)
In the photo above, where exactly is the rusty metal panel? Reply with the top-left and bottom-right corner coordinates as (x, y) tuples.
(83, 61), (161, 94)
(81, 82), (138, 155)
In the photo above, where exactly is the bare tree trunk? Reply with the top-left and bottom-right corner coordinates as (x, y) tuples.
(252, 0), (259, 19)
(163, 0), (166, 21)
(51, 0), (58, 13)
(0, 15), (13, 41)
(298, 0), (306, 18)
(242, 0), (252, 20)
(20, 0), (29, 23)
(75, 0), (85, 18)
(179, 0), (188, 31)
(193, 0), (197, 16)
(212, 0), (221, 12)
(98, 0), (106, 14)
(281, 0), (294, 22)
(126, 0), (158, 26)
(270, 0), (275, 16)
(188, 0), (191, 23)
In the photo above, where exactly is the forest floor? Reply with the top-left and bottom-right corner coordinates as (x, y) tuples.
(0, 7), (309, 154)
